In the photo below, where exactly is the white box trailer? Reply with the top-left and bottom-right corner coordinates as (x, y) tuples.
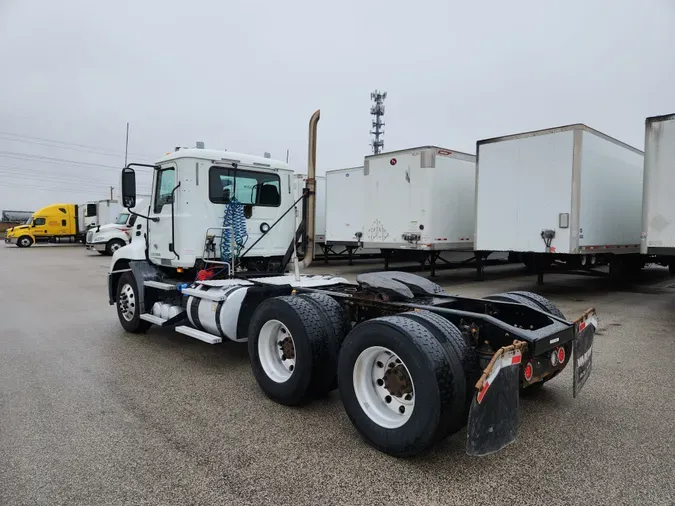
(292, 174), (326, 257)
(84, 199), (121, 229)
(324, 166), (380, 262)
(326, 166), (366, 245)
(362, 146), (476, 253)
(475, 124), (644, 275)
(641, 114), (675, 266)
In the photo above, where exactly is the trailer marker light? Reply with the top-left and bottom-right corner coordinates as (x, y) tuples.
(524, 362), (533, 382)
(390, 158), (397, 166)
(557, 346), (565, 364)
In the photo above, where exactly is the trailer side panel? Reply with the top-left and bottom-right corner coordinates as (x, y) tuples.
(475, 130), (574, 253)
(577, 130), (643, 251)
(642, 116), (675, 254)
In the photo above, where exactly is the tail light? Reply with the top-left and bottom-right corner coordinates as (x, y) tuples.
(557, 346), (566, 364)
(523, 362), (534, 382)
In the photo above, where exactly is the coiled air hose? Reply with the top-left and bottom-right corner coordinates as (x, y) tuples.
(221, 198), (248, 262)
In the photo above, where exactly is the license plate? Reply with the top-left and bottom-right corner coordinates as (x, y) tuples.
(573, 310), (597, 398)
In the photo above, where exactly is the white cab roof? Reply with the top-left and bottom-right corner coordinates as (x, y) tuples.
(155, 148), (291, 170)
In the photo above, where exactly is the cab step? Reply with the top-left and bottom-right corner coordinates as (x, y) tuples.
(144, 280), (177, 291)
(140, 314), (168, 325)
(175, 325), (222, 344)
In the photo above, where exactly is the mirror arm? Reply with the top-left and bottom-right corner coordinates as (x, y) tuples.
(126, 208), (160, 223)
(126, 163), (160, 170)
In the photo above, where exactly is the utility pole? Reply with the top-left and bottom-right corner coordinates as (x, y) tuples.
(286, 149), (290, 164)
(370, 90), (387, 154)
(110, 186), (114, 200)
(124, 122), (129, 167)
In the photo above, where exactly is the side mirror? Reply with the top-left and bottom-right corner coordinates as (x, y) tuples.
(121, 167), (137, 208)
(223, 188), (231, 204)
(31, 222), (36, 228)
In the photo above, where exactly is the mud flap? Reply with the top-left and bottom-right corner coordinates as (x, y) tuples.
(466, 343), (525, 457)
(573, 309), (597, 398)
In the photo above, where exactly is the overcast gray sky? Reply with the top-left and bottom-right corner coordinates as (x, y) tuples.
(0, 0), (673, 211)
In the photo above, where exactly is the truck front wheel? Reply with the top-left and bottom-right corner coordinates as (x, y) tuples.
(106, 239), (126, 256)
(116, 272), (151, 333)
(17, 236), (33, 248)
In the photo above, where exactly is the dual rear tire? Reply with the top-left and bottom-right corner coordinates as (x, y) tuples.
(248, 295), (477, 456)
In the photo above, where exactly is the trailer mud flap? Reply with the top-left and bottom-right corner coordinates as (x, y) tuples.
(466, 342), (525, 457)
(573, 309), (597, 398)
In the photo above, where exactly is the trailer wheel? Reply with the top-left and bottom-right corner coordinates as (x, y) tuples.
(399, 310), (478, 437)
(248, 296), (333, 406)
(106, 239), (126, 256)
(338, 316), (463, 456)
(17, 236), (33, 248)
(116, 272), (151, 334)
(505, 291), (565, 319)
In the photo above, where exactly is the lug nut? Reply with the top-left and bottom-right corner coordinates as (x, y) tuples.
(376, 379), (384, 386)
(399, 406), (405, 414)
(376, 361), (383, 368)
(404, 394), (412, 401)
(385, 396), (392, 403)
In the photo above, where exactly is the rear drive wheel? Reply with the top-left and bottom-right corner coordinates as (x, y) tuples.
(399, 310), (473, 437)
(116, 272), (151, 333)
(248, 296), (333, 406)
(483, 292), (543, 311)
(506, 291), (565, 319)
(17, 236), (33, 248)
(106, 239), (126, 256)
(298, 293), (352, 393)
(338, 316), (463, 456)
(495, 292), (567, 388)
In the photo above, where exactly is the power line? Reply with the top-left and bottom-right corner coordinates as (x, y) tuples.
(0, 181), (117, 197)
(0, 150), (154, 172)
(0, 131), (157, 159)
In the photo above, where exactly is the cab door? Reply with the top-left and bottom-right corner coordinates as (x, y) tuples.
(148, 163), (178, 265)
(32, 217), (47, 237)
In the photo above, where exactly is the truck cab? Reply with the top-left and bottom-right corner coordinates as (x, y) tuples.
(85, 207), (140, 255)
(110, 148), (297, 278)
(5, 203), (84, 247)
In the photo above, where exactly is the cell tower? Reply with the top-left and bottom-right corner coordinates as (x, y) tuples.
(370, 90), (387, 154)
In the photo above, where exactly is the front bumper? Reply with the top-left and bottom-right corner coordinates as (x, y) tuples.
(86, 242), (106, 252)
(5, 237), (17, 244)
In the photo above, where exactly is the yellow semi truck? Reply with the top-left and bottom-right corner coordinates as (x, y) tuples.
(4, 203), (87, 247)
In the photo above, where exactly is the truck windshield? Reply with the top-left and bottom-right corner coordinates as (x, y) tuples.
(115, 213), (130, 225)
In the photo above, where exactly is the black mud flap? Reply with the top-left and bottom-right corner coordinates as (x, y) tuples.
(466, 343), (524, 457)
(573, 309), (597, 398)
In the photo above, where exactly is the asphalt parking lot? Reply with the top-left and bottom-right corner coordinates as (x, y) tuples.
(2, 245), (675, 506)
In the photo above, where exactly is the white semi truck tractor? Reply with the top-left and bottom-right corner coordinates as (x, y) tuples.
(108, 111), (598, 457)
(85, 197), (150, 255)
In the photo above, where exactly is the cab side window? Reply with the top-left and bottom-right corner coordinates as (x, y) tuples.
(128, 215), (137, 226)
(154, 167), (176, 213)
(33, 218), (46, 226)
